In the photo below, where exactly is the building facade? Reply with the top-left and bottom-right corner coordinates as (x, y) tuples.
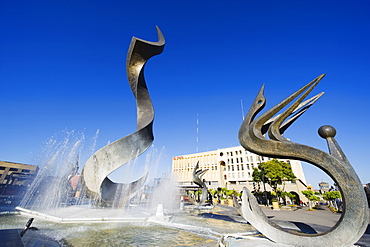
(0, 161), (38, 206)
(0, 161), (38, 186)
(172, 146), (309, 203)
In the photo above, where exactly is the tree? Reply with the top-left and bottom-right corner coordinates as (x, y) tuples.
(302, 190), (321, 210)
(280, 190), (296, 205)
(323, 191), (342, 212)
(252, 159), (297, 199)
(209, 188), (217, 198)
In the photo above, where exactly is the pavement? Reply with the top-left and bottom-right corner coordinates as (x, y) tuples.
(214, 204), (370, 246)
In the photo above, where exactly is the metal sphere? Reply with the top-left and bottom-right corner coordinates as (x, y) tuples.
(318, 125), (336, 139)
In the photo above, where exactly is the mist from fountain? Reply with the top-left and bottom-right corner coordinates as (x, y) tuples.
(19, 130), (90, 212)
(18, 130), (179, 222)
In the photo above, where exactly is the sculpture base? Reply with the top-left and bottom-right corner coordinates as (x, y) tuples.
(16, 206), (148, 223)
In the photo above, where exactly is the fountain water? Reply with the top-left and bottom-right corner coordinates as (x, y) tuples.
(19, 130), (87, 212)
(17, 130), (177, 220)
(7, 131), (242, 246)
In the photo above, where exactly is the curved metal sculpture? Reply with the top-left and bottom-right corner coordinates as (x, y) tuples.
(238, 74), (369, 246)
(81, 27), (165, 206)
(188, 161), (209, 206)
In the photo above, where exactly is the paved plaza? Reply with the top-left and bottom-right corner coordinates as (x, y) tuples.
(215, 204), (370, 246)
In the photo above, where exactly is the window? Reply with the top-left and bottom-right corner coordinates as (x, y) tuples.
(241, 164), (244, 170)
(236, 158), (239, 163)
(237, 165), (240, 171)
(240, 157), (243, 163)
(9, 168), (18, 171)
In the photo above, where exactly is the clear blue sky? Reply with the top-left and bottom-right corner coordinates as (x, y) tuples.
(1, 1), (370, 189)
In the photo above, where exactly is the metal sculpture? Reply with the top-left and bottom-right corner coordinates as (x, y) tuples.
(188, 161), (209, 206)
(238, 74), (369, 246)
(81, 27), (165, 206)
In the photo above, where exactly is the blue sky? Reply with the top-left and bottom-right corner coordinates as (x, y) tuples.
(1, 1), (370, 189)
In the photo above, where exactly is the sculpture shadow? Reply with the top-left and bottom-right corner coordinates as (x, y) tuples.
(288, 221), (318, 234)
(364, 224), (370, 235)
(197, 213), (238, 223)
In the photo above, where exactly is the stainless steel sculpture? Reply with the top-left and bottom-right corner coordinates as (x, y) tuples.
(238, 74), (369, 246)
(81, 27), (165, 206)
(188, 161), (209, 206)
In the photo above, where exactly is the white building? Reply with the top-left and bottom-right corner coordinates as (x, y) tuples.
(172, 146), (309, 203)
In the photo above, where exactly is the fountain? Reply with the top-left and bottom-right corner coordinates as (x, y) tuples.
(18, 26), (166, 214)
(4, 27), (237, 246)
(1, 27), (368, 246)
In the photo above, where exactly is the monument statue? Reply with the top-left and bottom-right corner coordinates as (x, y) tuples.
(238, 74), (369, 246)
(81, 27), (165, 206)
(188, 161), (209, 206)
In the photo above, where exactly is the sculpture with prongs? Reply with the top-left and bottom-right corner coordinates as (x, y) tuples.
(188, 161), (209, 206)
(238, 74), (368, 246)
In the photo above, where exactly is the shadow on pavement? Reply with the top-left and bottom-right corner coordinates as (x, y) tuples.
(197, 213), (238, 223)
(288, 221), (318, 234)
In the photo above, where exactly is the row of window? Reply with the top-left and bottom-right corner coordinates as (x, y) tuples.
(225, 172), (252, 180)
(173, 164), (218, 172)
(226, 156), (269, 165)
(0, 167), (31, 173)
(226, 163), (256, 172)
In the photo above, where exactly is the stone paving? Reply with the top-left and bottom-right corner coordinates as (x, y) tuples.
(216, 204), (370, 246)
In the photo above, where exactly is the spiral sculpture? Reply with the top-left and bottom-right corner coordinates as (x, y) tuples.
(238, 74), (368, 246)
(81, 27), (165, 206)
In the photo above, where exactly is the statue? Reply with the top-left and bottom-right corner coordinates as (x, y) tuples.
(81, 27), (165, 207)
(188, 161), (209, 206)
(238, 74), (369, 246)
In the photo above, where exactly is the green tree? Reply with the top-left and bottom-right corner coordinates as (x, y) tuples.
(323, 191), (341, 200)
(280, 190), (296, 205)
(252, 159), (297, 198)
(209, 189), (217, 198)
(302, 190), (321, 210)
(225, 189), (237, 199)
(323, 191), (342, 212)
